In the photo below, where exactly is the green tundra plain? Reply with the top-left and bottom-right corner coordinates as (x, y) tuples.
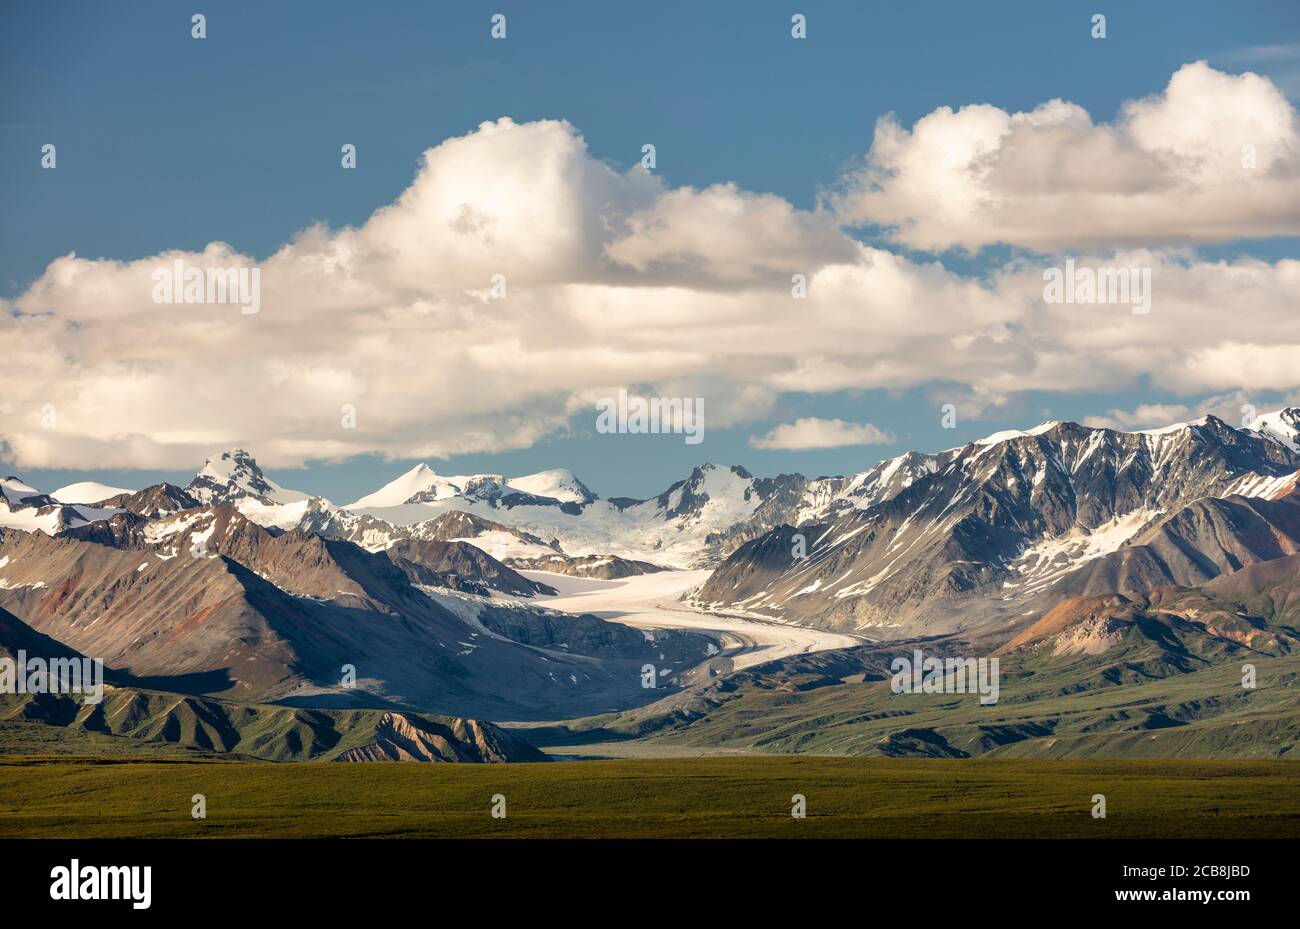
(1, 754), (1296, 839)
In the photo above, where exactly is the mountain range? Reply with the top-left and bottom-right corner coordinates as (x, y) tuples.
(697, 412), (1300, 639)
(546, 555), (1300, 759)
(3, 407), (1300, 760)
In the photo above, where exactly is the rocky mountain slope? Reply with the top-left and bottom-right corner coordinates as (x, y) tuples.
(0, 509), (714, 720)
(299, 505), (562, 562)
(696, 414), (1300, 638)
(92, 482), (200, 518)
(384, 538), (557, 596)
(0, 601), (547, 762)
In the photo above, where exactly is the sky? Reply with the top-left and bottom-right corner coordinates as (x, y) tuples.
(2, 0), (1300, 502)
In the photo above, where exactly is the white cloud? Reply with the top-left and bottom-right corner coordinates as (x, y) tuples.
(3, 91), (1300, 472)
(353, 118), (659, 289)
(832, 62), (1300, 251)
(750, 418), (895, 450)
(605, 182), (855, 282)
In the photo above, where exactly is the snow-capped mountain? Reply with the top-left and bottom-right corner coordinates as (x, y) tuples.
(0, 476), (116, 535)
(695, 412), (1300, 638)
(180, 448), (322, 531)
(343, 462), (805, 567)
(297, 504), (562, 561)
(501, 468), (596, 506)
(347, 463), (464, 509)
(7, 408), (1300, 579)
(7, 410), (1300, 759)
(0, 477), (49, 509)
(187, 448), (310, 507)
(794, 450), (942, 524)
(1247, 407), (1300, 454)
(50, 481), (133, 504)
(347, 465), (596, 511)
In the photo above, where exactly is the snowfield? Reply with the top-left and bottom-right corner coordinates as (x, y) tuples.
(50, 481), (133, 504)
(517, 569), (861, 671)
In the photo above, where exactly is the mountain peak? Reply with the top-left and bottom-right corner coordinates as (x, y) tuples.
(688, 462), (751, 479)
(973, 420), (1062, 446)
(0, 476), (44, 508)
(1247, 407), (1300, 454)
(347, 463), (460, 509)
(189, 448), (306, 507)
(508, 468), (596, 505)
(199, 447), (258, 476)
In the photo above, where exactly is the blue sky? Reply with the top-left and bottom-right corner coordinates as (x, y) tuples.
(3, 1), (1299, 502)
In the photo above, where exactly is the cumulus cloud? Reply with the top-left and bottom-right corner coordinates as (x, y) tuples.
(0, 118), (855, 469)
(605, 182), (856, 282)
(352, 118), (660, 289)
(750, 418), (895, 450)
(832, 62), (1300, 251)
(4, 87), (1300, 472)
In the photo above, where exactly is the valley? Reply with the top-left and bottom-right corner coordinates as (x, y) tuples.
(8, 10), (1300, 885)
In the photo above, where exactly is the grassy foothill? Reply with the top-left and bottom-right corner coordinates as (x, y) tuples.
(0, 755), (1296, 839)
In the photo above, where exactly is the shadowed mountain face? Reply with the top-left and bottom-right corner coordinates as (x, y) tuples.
(695, 417), (1300, 639)
(0, 604), (110, 678)
(0, 603), (545, 762)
